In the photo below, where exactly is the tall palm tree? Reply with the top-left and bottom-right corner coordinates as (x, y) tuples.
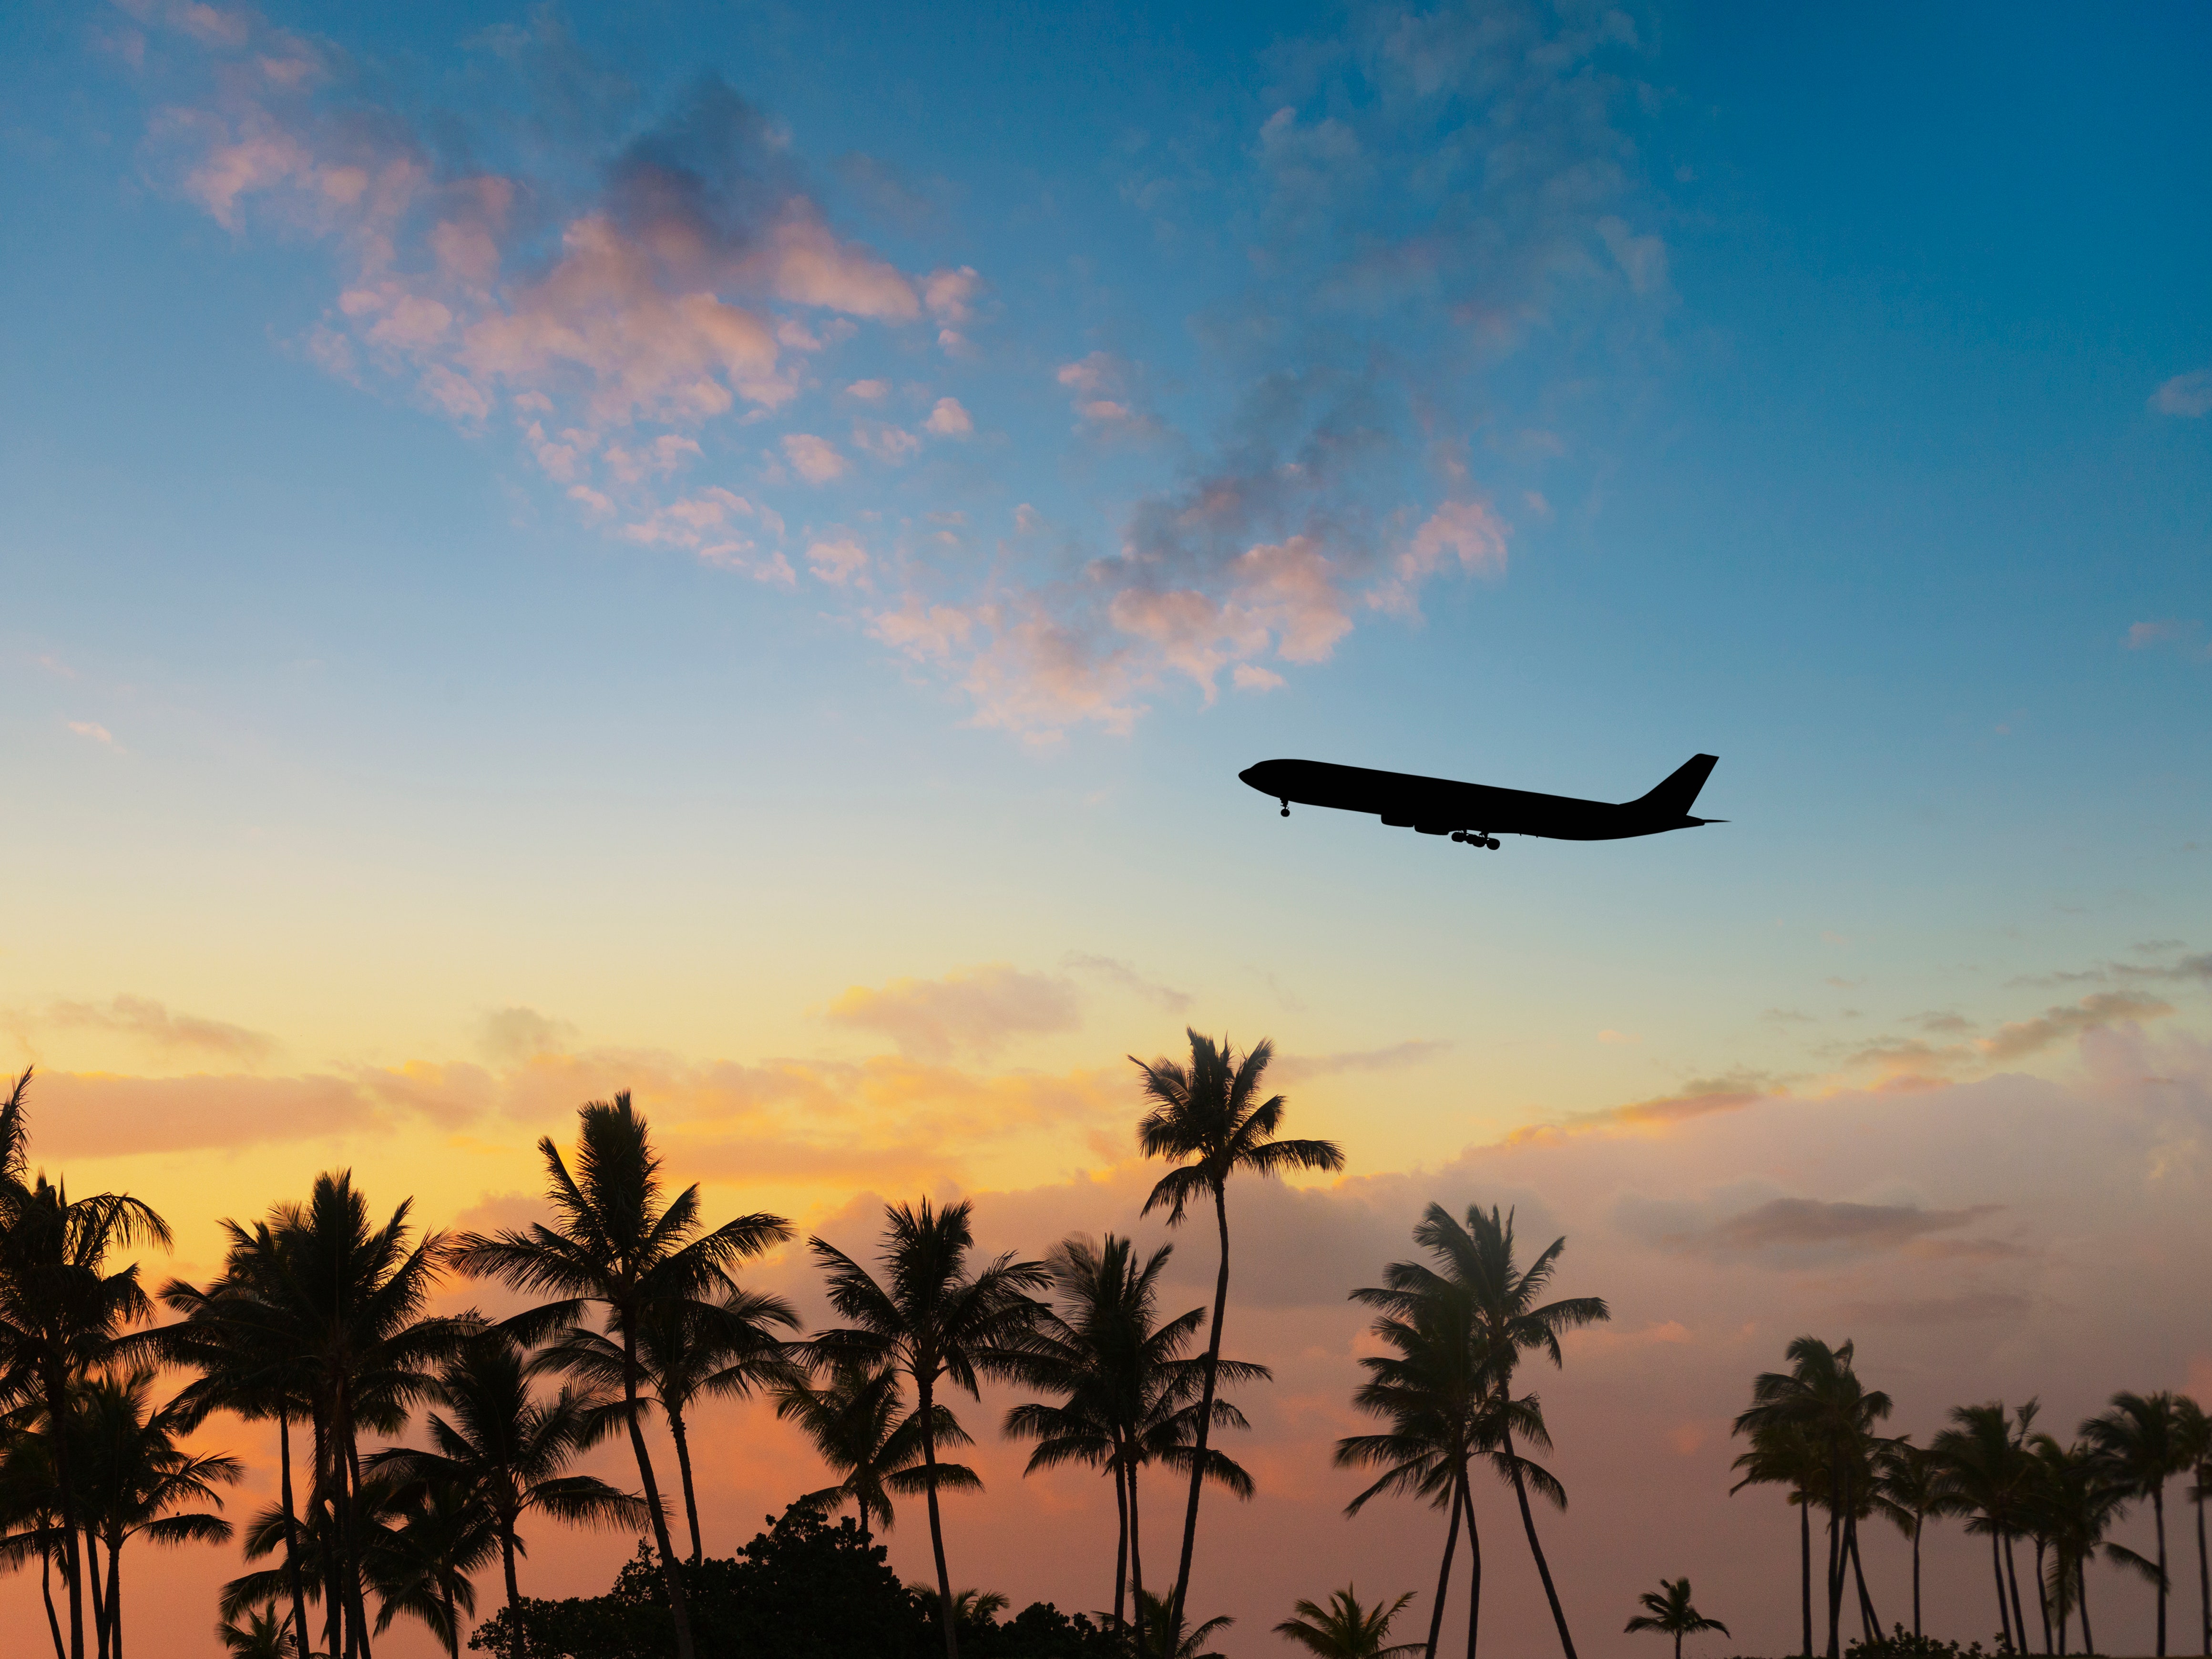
(0, 1068), (171, 1659)
(372, 1325), (648, 1659)
(1406, 1203), (1607, 1659)
(1876, 1436), (1958, 1639)
(1624, 1578), (1731, 1659)
(1730, 1418), (1821, 1658)
(806, 1197), (1048, 1659)
(74, 1365), (242, 1659)
(543, 1284), (797, 1562)
(1005, 1232), (1265, 1647)
(1934, 1400), (2038, 1656)
(2084, 1391), (2189, 1656)
(450, 1092), (792, 1659)
(1133, 1029), (1342, 1632)
(1735, 1339), (1891, 1659)
(1275, 1585), (1424, 1658)
(2175, 1396), (2211, 1659)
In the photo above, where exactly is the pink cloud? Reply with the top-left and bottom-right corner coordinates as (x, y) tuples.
(783, 433), (849, 484)
(924, 397), (973, 436)
(2150, 369), (2212, 418)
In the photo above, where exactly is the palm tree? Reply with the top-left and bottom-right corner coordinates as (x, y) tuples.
(2084, 1391), (2189, 1655)
(775, 1360), (952, 1537)
(1406, 1203), (1606, 1659)
(365, 1470), (494, 1657)
(0, 1068), (172, 1659)
(0, 1415), (68, 1659)
(1731, 1418), (1822, 1657)
(1624, 1578), (1730, 1659)
(1876, 1436), (1957, 1639)
(806, 1198), (1048, 1659)
(1935, 1401), (2038, 1655)
(1133, 1030), (1343, 1632)
(1341, 1224), (1555, 1659)
(450, 1092), (792, 1659)
(372, 1325), (649, 1659)
(1005, 1233), (1266, 1645)
(542, 1283), (797, 1563)
(216, 1604), (297, 1659)
(1275, 1586), (1424, 1658)
(74, 1365), (242, 1659)
(2175, 1396), (2210, 1659)
(1735, 1340), (1891, 1659)
(1135, 1587), (1233, 1659)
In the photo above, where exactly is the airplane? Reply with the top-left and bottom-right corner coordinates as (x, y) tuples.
(1236, 754), (1723, 849)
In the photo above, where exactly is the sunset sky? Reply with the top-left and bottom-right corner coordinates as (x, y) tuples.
(4, 1), (2210, 1654)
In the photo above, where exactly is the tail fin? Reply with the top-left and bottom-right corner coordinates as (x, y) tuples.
(1633, 754), (1719, 817)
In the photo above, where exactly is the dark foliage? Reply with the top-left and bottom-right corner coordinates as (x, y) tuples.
(1842, 1629), (1993, 1659)
(467, 1505), (1117, 1659)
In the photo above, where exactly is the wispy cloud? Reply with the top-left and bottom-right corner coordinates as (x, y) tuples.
(2150, 369), (2212, 418)
(41, 994), (277, 1063)
(820, 963), (1083, 1061)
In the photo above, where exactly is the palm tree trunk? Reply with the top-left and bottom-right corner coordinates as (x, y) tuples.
(2157, 1485), (2170, 1657)
(2006, 1534), (2030, 1659)
(1826, 1459), (1849, 1659)
(621, 1331), (696, 1659)
(917, 1372), (959, 1659)
(45, 1362), (85, 1659)
(1912, 1516), (1924, 1639)
(2079, 1557), (2095, 1659)
(42, 1526), (67, 1659)
(313, 1413), (343, 1659)
(1993, 1533), (2014, 1653)
(444, 1579), (460, 1659)
(86, 1529), (108, 1659)
(1500, 1427), (1577, 1659)
(107, 1534), (123, 1659)
(1129, 1456), (1148, 1659)
(1464, 1474), (1483, 1659)
(1168, 1182), (1232, 1635)
(1423, 1467), (1464, 1659)
(1848, 1517), (1878, 1643)
(668, 1405), (703, 1566)
(278, 1412), (313, 1659)
(502, 1520), (524, 1659)
(343, 1432), (376, 1659)
(2034, 1538), (2051, 1653)
(1111, 1452), (1129, 1636)
(2195, 1482), (2209, 1659)
(1800, 1497), (1814, 1659)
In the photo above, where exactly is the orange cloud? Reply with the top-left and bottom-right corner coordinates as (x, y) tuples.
(821, 964), (1083, 1061)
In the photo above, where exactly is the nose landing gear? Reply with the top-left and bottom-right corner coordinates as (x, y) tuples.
(1279, 799), (1290, 817)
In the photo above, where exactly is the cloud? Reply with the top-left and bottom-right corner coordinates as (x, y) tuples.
(846, 379), (889, 400)
(2151, 369), (2212, 418)
(24, 1071), (381, 1158)
(40, 995), (279, 1063)
(924, 397), (973, 437)
(805, 537), (870, 585)
(820, 963), (1084, 1060)
(1059, 955), (1193, 1015)
(478, 1006), (577, 1064)
(1978, 991), (2173, 1064)
(66, 720), (120, 748)
(1638, 1196), (2007, 1267)
(783, 433), (849, 484)
(1271, 1040), (1451, 1084)
(2126, 620), (2184, 649)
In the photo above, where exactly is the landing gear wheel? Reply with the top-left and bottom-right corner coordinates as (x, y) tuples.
(1485, 838), (1500, 850)
(1280, 801), (1290, 817)
(1450, 831), (1466, 842)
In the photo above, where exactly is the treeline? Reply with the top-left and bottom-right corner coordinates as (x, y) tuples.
(1727, 1337), (2212, 1659)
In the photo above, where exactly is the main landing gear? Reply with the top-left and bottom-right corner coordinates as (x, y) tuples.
(1451, 831), (1501, 850)
(1280, 799), (1290, 817)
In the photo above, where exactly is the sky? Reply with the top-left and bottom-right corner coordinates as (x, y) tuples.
(2, 0), (2209, 1653)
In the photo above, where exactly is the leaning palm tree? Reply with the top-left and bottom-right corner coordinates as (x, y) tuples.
(450, 1092), (791, 1659)
(2084, 1391), (2188, 1656)
(543, 1283), (797, 1563)
(0, 1068), (172, 1659)
(74, 1365), (243, 1659)
(1625, 1578), (1730, 1659)
(1134, 1030), (1342, 1633)
(806, 1198), (1048, 1659)
(1735, 1339), (1891, 1659)
(1405, 1203), (1606, 1659)
(1875, 1435), (1957, 1639)
(371, 1325), (649, 1659)
(1006, 1233), (1266, 1645)
(1275, 1585), (1423, 1658)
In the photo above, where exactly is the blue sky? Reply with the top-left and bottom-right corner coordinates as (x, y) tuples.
(2, 4), (2209, 1647)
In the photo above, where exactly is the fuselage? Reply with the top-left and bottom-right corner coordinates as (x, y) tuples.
(1237, 757), (1719, 842)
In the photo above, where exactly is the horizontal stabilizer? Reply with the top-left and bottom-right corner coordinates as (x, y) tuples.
(1634, 753), (1719, 817)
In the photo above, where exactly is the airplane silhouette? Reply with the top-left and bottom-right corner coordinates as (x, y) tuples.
(1237, 754), (1723, 849)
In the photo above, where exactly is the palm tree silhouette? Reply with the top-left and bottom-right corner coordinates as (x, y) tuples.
(1275, 1585), (1424, 1658)
(371, 1324), (648, 1659)
(1403, 1203), (1606, 1659)
(2084, 1390), (2189, 1656)
(1875, 1436), (1959, 1639)
(0, 1068), (171, 1659)
(367, 1469), (495, 1657)
(1731, 1418), (1823, 1658)
(2026, 1430), (2137, 1656)
(1133, 1030), (1342, 1633)
(216, 1603), (297, 1659)
(450, 1092), (791, 1659)
(1134, 1587), (1233, 1659)
(1934, 1400), (2038, 1656)
(806, 1197), (1048, 1659)
(74, 1364), (242, 1659)
(0, 1420), (69, 1658)
(2174, 1396), (2210, 1659)
(1735, 1339), (1891, 1659)
(544, 1283), (798, 1562)
(1005, 1232), (1264, 1647)
(774, 1358), (967, 1540)
(1624, 1578), (1730, 1659)
(1340, 1220), (1558, 1659)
